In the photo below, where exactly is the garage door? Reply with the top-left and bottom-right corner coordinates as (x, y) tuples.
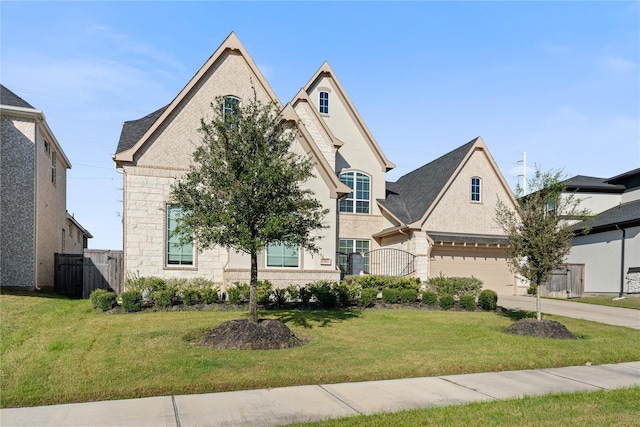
(430, 247), (514, 295)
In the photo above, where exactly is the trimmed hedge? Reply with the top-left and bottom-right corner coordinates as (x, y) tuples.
(359, 288), (378, 307)
(421, 290), (438, 306)
(439, 293), (455, 310)
(381, 288), (401, 304)
(459, 294), (477, 311)
(90, 289), (117, 311)
(399, 289), (418, 304)
(478, 289), (498, 311)
(121, 290), (143, 312)
(426, 274), (483, 297)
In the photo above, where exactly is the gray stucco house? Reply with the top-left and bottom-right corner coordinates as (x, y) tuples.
(0, 84), (92, 290)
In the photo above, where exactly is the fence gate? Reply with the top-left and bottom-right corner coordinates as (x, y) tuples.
(54, 254), (83, 297)
(541, 264), (584, 298)
(54, 250), (123, 298)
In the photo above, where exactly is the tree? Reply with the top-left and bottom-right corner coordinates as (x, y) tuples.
(495, 168), (592, 320)
(170, 94), (328, 323)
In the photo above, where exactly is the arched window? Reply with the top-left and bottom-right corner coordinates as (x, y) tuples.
(223, 96), (240, 118)
(471, 177), (481, 202)
(339, 171), (370, 214)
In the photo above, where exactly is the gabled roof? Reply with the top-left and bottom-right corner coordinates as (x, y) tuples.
(564, 175), (626, 193)
(379, 138), (478, 225)
(114, 32), (280, 165)
(573, 199), (640, 233)
(302, 62), (395, 172)
(291, 88), (344, 149)
(0, 84), (35, 109)
(115, 105), (168, 154)
(66, 212), (93, 239)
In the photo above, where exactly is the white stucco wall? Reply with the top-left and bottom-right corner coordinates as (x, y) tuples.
(568, 230), (624, 294)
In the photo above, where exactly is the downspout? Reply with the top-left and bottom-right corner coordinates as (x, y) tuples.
(615, 225), (626, 298)
(34, 119), (40, 290)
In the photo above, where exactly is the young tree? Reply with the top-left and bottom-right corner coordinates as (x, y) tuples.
(170, 94), (328, 323)
(495, 168), (592, 320)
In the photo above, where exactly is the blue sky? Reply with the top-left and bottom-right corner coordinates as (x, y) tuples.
(2, 1), (638, 250)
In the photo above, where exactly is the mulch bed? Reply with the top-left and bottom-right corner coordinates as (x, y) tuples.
(197, 319), (304, 350)
(505, 318), (576, 339)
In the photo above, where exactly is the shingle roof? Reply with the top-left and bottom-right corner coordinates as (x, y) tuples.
(564, 175), (626, 193)
(574, 199), (640, 233)
(0, 84), (35, 109)
(115, 105), (169, 154)
(379, 138), (478, 224)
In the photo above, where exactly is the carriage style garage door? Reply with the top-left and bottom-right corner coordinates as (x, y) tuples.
(430, 247), (514, 295)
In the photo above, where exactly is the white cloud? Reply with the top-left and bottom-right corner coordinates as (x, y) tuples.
(603, 56), (637, 73)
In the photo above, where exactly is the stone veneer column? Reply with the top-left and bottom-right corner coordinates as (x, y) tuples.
(410, 231), (431, 282)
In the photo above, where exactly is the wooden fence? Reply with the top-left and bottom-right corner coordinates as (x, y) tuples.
(539, 264), (584, 298)
(54, 250), (123, 298)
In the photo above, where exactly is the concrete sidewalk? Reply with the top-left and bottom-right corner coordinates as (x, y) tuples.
(498, 295), (640, 329)
(2, 362), (638, 427)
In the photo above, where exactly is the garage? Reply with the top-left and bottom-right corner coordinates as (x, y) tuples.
(429, 237), (515, 296)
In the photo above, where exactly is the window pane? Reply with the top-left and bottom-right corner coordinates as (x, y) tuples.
(166, 205), (193, 265)
(471, 177), (481, 202)
(266, 243), (299, 267)
(339, 199), (353, 213)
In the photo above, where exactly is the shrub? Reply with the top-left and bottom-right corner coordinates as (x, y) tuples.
(121, 290), (143, 312)
(309, 281), (338, 308)
(90, 289), (117, 311)
(181, 288), (200, 306)
(421, 290), (438, 306)
(358, 275), (390, 290)
(386, 277), (421, 291)
(201, 286), (220, 304)
(299, 285), (313, 305)
(285, 285), (300, 302)
(460, 294), (477, 311)
(426, 274), (483, 297)
(381, 288), (401, 304)
(334, 282), (358, 307)
(227, 282), (250, 304)
(273, 288), (288, 306)
(399, 289), (418, 304)
(148, 277), (167, 293)
(257, 280), (273, 305)
(123, 271), (147, 293)
(478, 289), (498, 311)
(359, 288), (378, 307)
(527, 284), (537, 295)
(153, 288), (177, 308)
(439, 293), (455, 310)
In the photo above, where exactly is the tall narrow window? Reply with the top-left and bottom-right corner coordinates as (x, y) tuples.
(166, 205), (194, 266)
(471, 177), (481, 202)
(223, 96), (240, 118)
(339, 171), (370, 214)
(319, 91), (329, 114)
(51, 151), (57, 185)
(266, 243), (299, 268)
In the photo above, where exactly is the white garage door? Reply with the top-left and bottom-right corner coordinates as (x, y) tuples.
(430, 247), (514, 295)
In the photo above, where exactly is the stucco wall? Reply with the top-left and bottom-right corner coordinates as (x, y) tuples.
(424, 148), (511, 235)
(568, 230), (623, 294)
(0, 115), (35, 288)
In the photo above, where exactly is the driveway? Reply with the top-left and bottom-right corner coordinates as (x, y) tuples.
(498, 295), (640, 329)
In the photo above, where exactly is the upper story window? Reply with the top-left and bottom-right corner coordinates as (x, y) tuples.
(319, 91), (329, 114)
(44, 140), (50, 154)
(51, 151), (57, 186)
(266, 243), (299, 268)
(339, 171), (370, 214)
(166, 205), (194, 266)
(471, 177), (481, 202)
(223, 96), (240, 119)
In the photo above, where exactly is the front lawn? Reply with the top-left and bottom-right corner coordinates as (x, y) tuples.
(2, 291), (639, 408)
(556, 296), (640, 310)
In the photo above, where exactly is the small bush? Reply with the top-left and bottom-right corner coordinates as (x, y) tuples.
(399, 289), (418, 304)
(90, 289), (117, 311)
(527, 285), (537, 295)
(201, 286), (219, 304)
(386, 277), (421, 291)
(381, 288), (401, 304)
(358, 275), (390, 290)
(309, 281), (338, 308)
(227, 282), (250, 304)
(334, 282), (358, 307)
(460, 294), (477, 311)
(426, 274), (483, 297)
(152, 287), (177, 308)
(299, 285), (313, 305)
(285, 285), (300, 302)
(478, 289), (498, 311)
(181, 288), (200, 306)
(273, 288), (288, 306)
(421, 290), (438, 306)
(121, 290), (143, 312)
(257, 280), (273, 305)
(359, 288), (378, 307)
(148, 277), (167, 293)
(439, 293), (455, 310)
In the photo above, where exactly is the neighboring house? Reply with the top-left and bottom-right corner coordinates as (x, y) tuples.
(114, 32), (519, 294)
(0, 84), (92, 290)
(566, 169), (640, 296)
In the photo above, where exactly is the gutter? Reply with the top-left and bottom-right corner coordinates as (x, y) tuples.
(615, 225), (626, 298)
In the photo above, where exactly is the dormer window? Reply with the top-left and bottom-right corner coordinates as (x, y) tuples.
(319, 91), (329, 114)
(471, 177), (481, 202)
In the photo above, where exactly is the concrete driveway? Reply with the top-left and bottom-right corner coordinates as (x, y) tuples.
(498, 295), (640, 329)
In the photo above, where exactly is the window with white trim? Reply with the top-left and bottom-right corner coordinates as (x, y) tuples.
(223, 96), (240, 118)
(51, 151), (57, 185)
(339, 239), (370, 274)
(166, 205), (194, 266)
(339, 171), (370, 214)
(319, 91), (329, 114)
(471, 177), (481, 202)
(266, 243), (299, 268)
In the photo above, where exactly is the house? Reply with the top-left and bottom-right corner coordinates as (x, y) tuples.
(0, 84), (92, 290)
(565, 169), (640, 296)
(114, 32), (520, 294)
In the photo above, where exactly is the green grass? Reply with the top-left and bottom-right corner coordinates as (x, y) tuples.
(287, 387), (640, 427)
(2, 291), (639, 408)
(554, 296), (640, 310)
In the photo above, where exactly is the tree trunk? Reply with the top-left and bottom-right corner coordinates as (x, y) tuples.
(536, 280), (542, 321)
(248, 250), (258, 323)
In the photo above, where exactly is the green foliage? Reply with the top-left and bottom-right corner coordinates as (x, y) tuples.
(527, 284), (537, 295)
(272, 288), (288, 306)
(399, 289), (418, 304)
(200, 286), (220, 304)
(228, 282), (250, 304)
(298, 285), (313, 305)
(359, 288), (378, 307)
(439, 293), (455, 310)
(285, 285), (300, 302)
(478, 289), (498, 311)
(386, 277), (421, 290)
(120, 290), (143, 313)
(181, 288), (201, 306)
(152, 287), (177, 308)
(460, 294), (477, 311)
(122, 271), (147, 293)
(148, 277), (167, 293)
(421, 290), (438, 306)
(256, 280), (273, 305)
(381, 288), (401, 304)
(426, 274), (483, 297)
(308, 281), (338, 309)
(90, 289), (117, 311)
(357, 275), (390, 290)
